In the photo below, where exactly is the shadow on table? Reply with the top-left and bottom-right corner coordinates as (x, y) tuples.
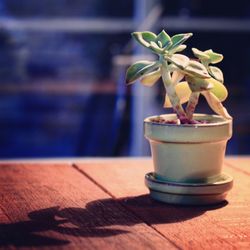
(0, 195), (228, 247)
(0, 207), (70, 247)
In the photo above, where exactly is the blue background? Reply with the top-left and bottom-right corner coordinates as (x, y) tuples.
(0, 0), (249, 158)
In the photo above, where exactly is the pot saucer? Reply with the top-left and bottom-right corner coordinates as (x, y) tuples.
(145, 172), (233, 205)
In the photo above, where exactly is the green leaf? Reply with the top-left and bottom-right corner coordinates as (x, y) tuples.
(192, 48), (210, 61)
(156, 30), (172, 49)
(209, 78), (228, 101)
(149, 41), (164, 54)
(186, 76), (214, 92)
(169, 33), (193, 51)
(132, 31), (157, 48)
(169, 54), (190, 69)
(126, 60), (160, 84)
(141, 68), (161, 86)
(204, 49), (223, 64)
(184, 60), (210, 78)
(185, 76), (227, 101)
(209, 66), (224, 83)
(192, 48), (223, 65)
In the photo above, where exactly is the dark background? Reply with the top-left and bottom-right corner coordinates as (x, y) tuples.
(0, 0), (249, 158)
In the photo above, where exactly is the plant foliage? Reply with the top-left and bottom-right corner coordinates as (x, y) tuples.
(126, 30), (231, 123)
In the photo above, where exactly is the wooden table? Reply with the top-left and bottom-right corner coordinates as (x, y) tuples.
(0, 157), (249, 249)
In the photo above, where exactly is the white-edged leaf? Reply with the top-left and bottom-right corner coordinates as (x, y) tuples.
(132, 31), (157, 48)
(170, 44), (187, 54)
(202, 91), (232, 119)
(184, 60), (210, 78)
(169, 54), (190, 69)
(149, 41), (164, 54)
(204, 49), (223, 64)
(209, 66), (224, 83)
(126, 60), (160, 84)
(156, 30), (172, 48)
(141, 68), (161, 86)
(192, 48), (224, 65)
(169, 33), (193, 51)
(192, 48), (210, 61)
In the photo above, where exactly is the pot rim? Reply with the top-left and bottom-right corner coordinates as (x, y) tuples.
(144, 113), (232, 128)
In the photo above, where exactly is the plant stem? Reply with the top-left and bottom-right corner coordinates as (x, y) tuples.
(186, 92), (200, 120)
(161, 61), (188, 122)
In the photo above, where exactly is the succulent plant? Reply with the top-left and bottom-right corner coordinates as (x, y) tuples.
(125, 30), (231, 124)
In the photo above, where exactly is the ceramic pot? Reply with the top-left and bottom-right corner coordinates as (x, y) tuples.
(144, 113), (232, 183)
(144, 113), (233, 205)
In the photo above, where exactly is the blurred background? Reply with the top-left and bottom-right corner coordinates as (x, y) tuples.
(0, 0), (249, 158)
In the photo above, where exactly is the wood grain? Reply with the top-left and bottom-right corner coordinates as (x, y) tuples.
(0, 163), (176, 250)
(225, 156), (250, 175)
(76, 157), (250, 249)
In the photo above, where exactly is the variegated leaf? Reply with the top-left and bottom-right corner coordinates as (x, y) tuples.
(149, 41), (164, 54)
(126, 60), (160, 84)
(192, 48), (210, 61)
(132, 31), (157, 48)
(204, 49), (223, 64)
(184, 60), (210, 78)
(156, 30), (172, 49)
(170, 44), (187, 54)
(169, 54), (190, 69)
(209, 66), (224, 83)
(140, 68), (161, 86)
(169, 33), (193, 51)
(202, 91), (232, 119)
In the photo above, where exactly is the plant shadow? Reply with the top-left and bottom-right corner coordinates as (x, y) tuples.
(0, 194), (228, 247)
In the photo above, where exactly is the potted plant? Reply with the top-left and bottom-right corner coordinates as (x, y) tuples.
(126, 30), (233, 205)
